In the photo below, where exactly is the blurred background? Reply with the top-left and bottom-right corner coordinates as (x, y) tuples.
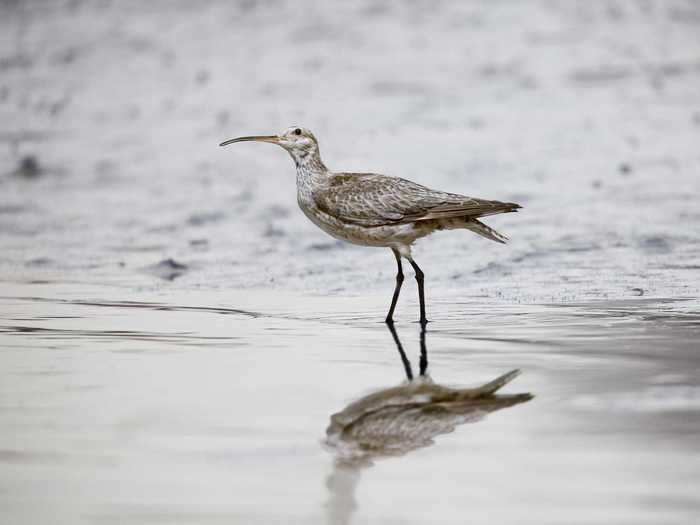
(1, 0), (699, 299)
(2, 2), (700, 524)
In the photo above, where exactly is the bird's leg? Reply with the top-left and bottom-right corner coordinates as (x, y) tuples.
(418, 322), (428, 376)
(408, 258), (427, 324)
(386, 320), (413, 380)
(385, 248), (404, 324)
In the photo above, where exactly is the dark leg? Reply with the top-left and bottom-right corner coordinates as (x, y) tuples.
(385, 248), (404, 324)
(418, 322), (428, 376)
(386, 321), (413, 380)
(408, 258), (427, 324)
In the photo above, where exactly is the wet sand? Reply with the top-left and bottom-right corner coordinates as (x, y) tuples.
(2, 0), (700, 523)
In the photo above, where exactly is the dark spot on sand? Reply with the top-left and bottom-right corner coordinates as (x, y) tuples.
(263, 224), (285, 238)
(618, 163), (632, 175)
(569, 66), (632, 86)
(51, 47), (79, 66)
(187, 211), (225, 226)
(640, 236), (672, 254)
(258, 205), (290, 221)
(370, 81), (428, 96)
(25, 257), (53, 267)
(309, 241), (343, 251)
(659, 264), (700, 270)
(668, 6), (700, 24)
(216, 110), (230, 128)
(0, 449), (65, 464)
(189, 239), (209, 251)
(474, 261), (511, 276)
(195, 69), (210, 85)
(94, 159), (118, 178)
(145, 223), (177, 234)
(519, 76), (538, 90)
(467, 117), (484, 130)
(0, 204), (26, 215)
(0, 54), (33, 71)
(12, 156), (43, 178)
(143, 258), (189, 281)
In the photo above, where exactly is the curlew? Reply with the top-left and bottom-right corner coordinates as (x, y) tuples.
(220, 127), (520, 324)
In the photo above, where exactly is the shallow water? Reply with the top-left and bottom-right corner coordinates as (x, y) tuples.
(2, 1), (700, 523)
(1, 283), (700, 524)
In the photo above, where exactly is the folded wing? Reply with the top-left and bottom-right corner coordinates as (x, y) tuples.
(316, 173), (521, 227)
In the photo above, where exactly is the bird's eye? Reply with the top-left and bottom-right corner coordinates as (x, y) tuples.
(294, 128), (301, 135)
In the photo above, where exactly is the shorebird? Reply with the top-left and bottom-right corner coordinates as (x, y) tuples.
(220, 126), (521, 324)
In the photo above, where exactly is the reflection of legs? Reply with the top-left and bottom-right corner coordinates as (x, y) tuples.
(325, 461), (362, 525)
(387, 321), (413, 380)
(408, 258), (427, 324)
(385, 248), (404, 324)
(418, 323), (428, 377)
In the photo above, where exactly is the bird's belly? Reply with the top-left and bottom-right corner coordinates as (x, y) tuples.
(298, 203), (425, 247)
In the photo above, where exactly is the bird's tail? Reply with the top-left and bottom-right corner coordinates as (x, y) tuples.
(452, 369), (533, 404)
(463, 218), (509, 244)
(473, 369), (522, 396)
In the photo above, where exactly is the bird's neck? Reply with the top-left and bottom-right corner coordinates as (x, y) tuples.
(293, 148), (327, 174)
(294, 150), (329, 205)
(294, 150), (329, 185)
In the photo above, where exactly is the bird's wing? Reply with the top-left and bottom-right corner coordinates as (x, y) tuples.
(315, 173), (520, 227)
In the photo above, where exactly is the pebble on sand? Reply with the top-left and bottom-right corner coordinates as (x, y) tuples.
(143, 258), (189, 281)
(11, 156), (43, 178)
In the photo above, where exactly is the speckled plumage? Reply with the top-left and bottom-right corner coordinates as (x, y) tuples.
(220, 126), (521, 322)
(299, 169), (520, 251)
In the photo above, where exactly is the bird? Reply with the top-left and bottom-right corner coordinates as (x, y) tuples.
(220, 126), (521, 324)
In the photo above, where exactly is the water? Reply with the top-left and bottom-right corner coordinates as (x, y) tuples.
(1, 285), (699, 524)
(1, 1), (700, 523)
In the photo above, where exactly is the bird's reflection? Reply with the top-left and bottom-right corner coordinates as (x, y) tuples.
(324, 323), (533, 525)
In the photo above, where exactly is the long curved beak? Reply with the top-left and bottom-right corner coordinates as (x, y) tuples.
(219, 135), (279, 147)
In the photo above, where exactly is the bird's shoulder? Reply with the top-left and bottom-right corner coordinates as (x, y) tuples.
(326, 172), (434, 195)
(315, 172), (520, 226)
(314, 172), (451, 226)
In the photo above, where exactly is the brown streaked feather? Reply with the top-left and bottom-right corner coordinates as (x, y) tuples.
(464, 218), (509, 244)
(316, 173), (521, 227)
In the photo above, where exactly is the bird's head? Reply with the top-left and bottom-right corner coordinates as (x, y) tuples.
(220, 126), (321, 166)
